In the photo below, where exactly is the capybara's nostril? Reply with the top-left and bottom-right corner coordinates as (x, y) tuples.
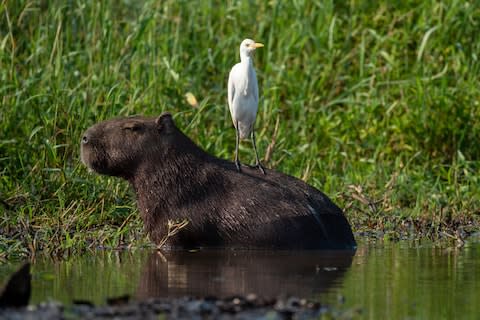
(82, 135), (88, 144)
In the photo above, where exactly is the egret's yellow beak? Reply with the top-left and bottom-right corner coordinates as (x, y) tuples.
(252, 42), (264, 48)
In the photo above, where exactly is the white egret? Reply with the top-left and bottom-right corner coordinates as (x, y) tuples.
(227, 38), (265, 174)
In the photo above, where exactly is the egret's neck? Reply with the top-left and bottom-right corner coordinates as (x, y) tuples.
(240, 52), (253, 65)
(239, 52), (254, 92)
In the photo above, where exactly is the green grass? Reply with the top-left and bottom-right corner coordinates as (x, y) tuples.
(1, 0), (479, 258)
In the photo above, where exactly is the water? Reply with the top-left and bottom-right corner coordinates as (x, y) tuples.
(1, 241), (479, 319)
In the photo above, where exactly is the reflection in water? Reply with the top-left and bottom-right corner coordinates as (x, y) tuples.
(4, 242), (479, 319)
(136, 250), (355, 299)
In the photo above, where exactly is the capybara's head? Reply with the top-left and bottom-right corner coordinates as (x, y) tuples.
(81, 113), (176, 178)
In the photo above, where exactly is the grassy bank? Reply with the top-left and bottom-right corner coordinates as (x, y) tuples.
(1, 0), (479, 258)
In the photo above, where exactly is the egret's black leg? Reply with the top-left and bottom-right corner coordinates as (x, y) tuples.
(235, 121), (242, 172)
(252, 128), (266, 175)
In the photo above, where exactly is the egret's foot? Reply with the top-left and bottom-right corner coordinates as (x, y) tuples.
(235, 160), (242, 172)
(256, 163), (266, 175)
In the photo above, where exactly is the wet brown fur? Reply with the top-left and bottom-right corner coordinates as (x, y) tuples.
(81, 113), (356, 250)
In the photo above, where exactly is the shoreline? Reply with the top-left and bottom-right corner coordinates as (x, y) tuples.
(1, 216), (479, 259)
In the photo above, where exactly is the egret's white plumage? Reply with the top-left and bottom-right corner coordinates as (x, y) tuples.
(227, 38), (265, 174)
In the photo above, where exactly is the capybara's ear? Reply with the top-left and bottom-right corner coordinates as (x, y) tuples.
(156, 112), (175, 133)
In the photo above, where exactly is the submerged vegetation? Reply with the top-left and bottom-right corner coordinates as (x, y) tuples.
(1, 0), (479, 258)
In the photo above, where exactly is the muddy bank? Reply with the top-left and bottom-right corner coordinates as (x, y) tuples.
(350, 214), (479, 244)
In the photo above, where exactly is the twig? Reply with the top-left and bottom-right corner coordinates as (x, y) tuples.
(157, 218), (189, 249)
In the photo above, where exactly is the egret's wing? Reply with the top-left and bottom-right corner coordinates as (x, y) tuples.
(227, 69), (235, 115)
(251, 68), (259, 105)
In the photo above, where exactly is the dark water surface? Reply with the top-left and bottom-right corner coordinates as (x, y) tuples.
(1, 241), (479, 319)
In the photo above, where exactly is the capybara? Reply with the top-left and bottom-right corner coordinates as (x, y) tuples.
(81, 113), (356, 250)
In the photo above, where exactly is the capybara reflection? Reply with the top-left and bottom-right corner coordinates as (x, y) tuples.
(81, 113), (356, 249)
(136, 250), (354, 299)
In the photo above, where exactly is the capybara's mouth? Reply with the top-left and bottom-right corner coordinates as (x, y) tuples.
(81, 144), (107, 174)
(85, 157), (110, 175)
(89, 160), (109, 174)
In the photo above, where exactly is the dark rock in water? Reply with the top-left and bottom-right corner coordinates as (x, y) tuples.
(73, 299), (95, 307)
(0, 263), (31, 308)
(106, 294), (130, 306)
(0, 294), (355, 320)
(81, 113), (356, 250)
